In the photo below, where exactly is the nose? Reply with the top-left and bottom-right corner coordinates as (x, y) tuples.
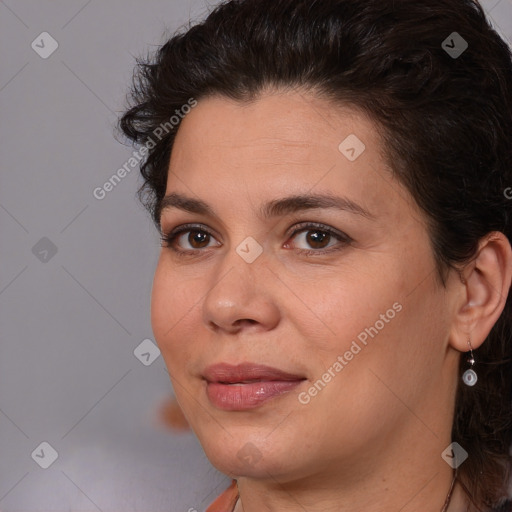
(202, 250), (280, 335)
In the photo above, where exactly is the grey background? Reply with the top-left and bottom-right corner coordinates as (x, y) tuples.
(0, 1), (511, 511)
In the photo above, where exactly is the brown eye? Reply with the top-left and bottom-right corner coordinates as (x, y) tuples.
(291, 228), (337, 251)
(305, 230), (331, 249)
(187, 230), (210, 248)
(160, 224), (221, 253)
(286, 222), (352, 254)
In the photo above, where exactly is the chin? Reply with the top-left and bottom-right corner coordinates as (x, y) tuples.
(197, 431), (287, 479)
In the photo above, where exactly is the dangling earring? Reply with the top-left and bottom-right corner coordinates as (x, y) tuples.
(462, 338), (477, 386)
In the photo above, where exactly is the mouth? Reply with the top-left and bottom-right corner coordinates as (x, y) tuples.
(202, 362), (307, 410)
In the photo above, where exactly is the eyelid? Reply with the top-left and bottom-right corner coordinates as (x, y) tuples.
(160, 220), (352, 255)
(285, 221), (352, 253)
(160, 222), (218, 239)
(160, 223), (221, 252)
(286, 221), (350, 241)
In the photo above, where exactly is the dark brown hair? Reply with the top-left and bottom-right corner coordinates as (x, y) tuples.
(119, 0), (512, 508)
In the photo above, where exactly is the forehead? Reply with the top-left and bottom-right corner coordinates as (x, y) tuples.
(165, 91), (423, 227)
(172, 91), (376, 161)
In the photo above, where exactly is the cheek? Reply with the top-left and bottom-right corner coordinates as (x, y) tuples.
(151, 262), (175, 340)
(298, 248), (440, 394)
(150, 261), (200, 365)
(293, 264), (403, 357)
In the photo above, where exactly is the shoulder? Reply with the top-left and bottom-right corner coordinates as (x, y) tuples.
(205, 479), (239, 512)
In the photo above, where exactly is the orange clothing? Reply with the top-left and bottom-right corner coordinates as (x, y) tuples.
(204, 480), (512, 511)
(206, 480), (239, 512)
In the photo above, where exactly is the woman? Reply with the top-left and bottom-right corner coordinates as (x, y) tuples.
(119, 0), (512, 510)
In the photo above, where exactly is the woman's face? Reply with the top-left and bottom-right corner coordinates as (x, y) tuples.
(151, 90), (458, 483)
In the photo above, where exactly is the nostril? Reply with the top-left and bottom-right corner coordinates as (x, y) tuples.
(234, 319), (258, 326)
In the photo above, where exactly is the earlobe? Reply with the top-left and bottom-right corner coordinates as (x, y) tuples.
(449, 231), (512, 353)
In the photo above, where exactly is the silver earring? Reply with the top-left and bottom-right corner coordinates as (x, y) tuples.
(462, 338), (477, 386)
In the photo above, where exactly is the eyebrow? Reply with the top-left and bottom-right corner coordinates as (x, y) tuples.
(158, 192), (375, 223)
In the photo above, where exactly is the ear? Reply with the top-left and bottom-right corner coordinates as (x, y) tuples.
(449, 231), (512, 352)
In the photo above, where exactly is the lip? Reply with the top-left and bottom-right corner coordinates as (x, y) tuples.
(203, 362), (306, 411)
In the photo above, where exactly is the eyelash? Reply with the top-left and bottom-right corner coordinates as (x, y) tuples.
(160, 222), (352, 258)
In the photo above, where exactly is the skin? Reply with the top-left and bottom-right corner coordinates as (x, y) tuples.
(150, 90), (512, 512)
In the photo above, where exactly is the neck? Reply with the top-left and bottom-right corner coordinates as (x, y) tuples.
(233, 470), (472, 512)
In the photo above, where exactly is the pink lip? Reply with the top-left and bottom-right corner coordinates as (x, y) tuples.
(203, 363), (306, 410)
